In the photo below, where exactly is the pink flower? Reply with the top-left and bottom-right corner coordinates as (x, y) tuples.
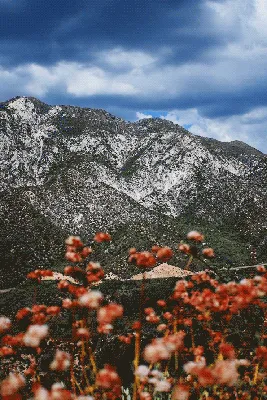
(184, 357), (206, 375)
(0, 346), (14, 357)
(135, 365), (150, 379)
(156, 247), (174, 262)
(33, 386), (50, 400)
(144, 332), (185, 363)
(157, 323), (167, 332)
(78, 290), (103, 309)
(46, 306), (61, 316)
(140, 392), (152, 400)
(81, 246), (92, 258)
(197, 367), (215, 386)
(146, 313), (160, 324)
(76, 328), (90, 339)
(157, 299), (166, 307)
(154, 379), (171, 392)
(219, 343), (235, 359)
(96, 364), (121, 389)
(173, 280), (189, 299)
(0, 316), (11, 333)
(94, 232), (112, 242)
(65, 236), (83, 247)
(62, 298), (73, 309)
(184, 358), (240, 387)
(178, 243), (191, 255)
(257, 265), (266, 273)
(65, 251), (82, 263)
(144, 342), (170, 364)
(97, 303), (123, 325)
(23, 324), (48, 347)
(50, 350), (71, 371)
(163, 331), (185, 352)
(187, 231), (204, 242)
(202, 247), (215, 258)
(98, 323), (114, 334)
(0, 373), (25, 397)
(128, 251), (157, 268)
(212, 360), (239, 386)
(172, 384), (190, 400)
(51, 383), (72, 400)
(16, 307), (32, 320)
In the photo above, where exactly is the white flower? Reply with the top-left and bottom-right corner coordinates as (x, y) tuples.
(148, 377), (158, 385)
(154, 379), (171, 392)
(23, 324), (48, 347)
(184, 357), (206, 374)
(51, 382), (65, 390)
(144, 342), (170, 363)
(236, 359), (250, 366)
(135, 365), (150, 378)
(151, 369), (163, 378)
(0, 316), (11, 333)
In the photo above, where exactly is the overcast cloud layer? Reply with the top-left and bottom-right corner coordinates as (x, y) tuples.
(1, 0), (267, 153)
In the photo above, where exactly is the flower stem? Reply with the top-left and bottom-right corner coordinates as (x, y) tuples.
(253, 363), (259, 384)
(133, 272), (146, 400)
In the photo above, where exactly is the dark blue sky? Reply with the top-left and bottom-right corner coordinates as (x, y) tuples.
(1, 0), (267, 152)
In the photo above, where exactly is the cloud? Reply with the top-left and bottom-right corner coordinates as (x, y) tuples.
(158, 107), (267, 152)
(98, 48), (157, 69)
(64, 32), (267, 111)
(0, 61), (137, 97)
(136, 112), (153, 120)
(2, 40), (264, 113)
(206, 0), (267, 45)
(62, 64), (137, 96)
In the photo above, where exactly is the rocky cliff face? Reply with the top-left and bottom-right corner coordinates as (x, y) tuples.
(1, 96), (266, 287)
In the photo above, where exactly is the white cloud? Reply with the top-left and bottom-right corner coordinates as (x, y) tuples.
(0, 61), (138, 97)
(136, 112), (153, 120)
(64, 65), (137, 96)
(20, 64), (58, 96)
(159, 107), (267, 151)
(0, 26), (266, 100)
(206, 0), (267, 47)
(99, 48), (157, 69)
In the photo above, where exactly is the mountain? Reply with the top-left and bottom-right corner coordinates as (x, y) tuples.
(1, 96), (267, 288)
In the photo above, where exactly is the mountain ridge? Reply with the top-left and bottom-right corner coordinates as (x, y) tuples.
(1, 96), (264, 154)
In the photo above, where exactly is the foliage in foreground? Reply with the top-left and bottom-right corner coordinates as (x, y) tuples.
(0, 230), (267, 399)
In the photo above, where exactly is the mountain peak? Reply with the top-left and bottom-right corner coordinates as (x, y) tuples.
(134, 116), (191, 137)
(135, 117), (176, 127)
(5, 95), (45, 106)
(4, 96), (51, 120)
(230, 140), (263, 153)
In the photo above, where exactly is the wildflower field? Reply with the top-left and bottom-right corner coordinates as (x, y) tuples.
(1, 230), (267, 400)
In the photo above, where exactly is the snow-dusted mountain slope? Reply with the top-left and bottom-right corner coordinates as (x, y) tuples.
(1, 96), (267, 287)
